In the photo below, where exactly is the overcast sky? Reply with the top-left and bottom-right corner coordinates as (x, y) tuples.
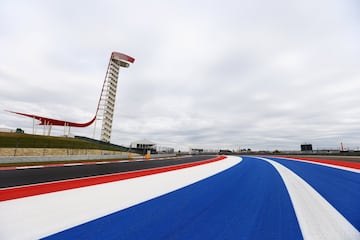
(1, 0), (359, 151)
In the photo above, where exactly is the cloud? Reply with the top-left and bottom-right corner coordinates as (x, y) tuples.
(1, 0), (360, 151)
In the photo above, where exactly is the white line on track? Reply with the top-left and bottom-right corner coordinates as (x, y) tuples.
(95, 161), (109, 164)
(257, 157), (360, 240)
(15, 166), (44, 170)
(63, 163), (83, 166)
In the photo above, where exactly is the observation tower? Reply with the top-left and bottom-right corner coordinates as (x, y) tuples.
(8, 51), (135, 143)
(95, 52), (135, 142)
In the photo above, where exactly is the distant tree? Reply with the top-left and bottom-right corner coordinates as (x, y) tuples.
(16, 128), (24, 134)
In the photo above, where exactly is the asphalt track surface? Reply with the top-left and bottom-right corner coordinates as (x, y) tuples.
(0, 155), (214, 188)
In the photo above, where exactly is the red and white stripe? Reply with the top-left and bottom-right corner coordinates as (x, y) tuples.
(0, 156), (241, 240)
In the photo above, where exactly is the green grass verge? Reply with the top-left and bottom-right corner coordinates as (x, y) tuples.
(0, 132), (122, 151)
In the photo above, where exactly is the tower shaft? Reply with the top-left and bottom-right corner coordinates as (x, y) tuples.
(96, 52), (135, 143)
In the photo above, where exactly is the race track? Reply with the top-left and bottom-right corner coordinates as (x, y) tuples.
(0, 156), (359, 239)
(0, 155), (213, 188)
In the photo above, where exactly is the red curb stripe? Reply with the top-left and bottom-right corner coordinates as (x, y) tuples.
(282, 156), (360, 170)
(0, 156), (226, 202)
(0, 166), (17, 170)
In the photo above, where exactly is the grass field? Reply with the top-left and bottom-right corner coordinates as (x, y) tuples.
(0, 132), (124, 151)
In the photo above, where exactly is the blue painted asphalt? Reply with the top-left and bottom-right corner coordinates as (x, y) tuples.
(267, 156), (360, 230)
(45, 157), (302, 240)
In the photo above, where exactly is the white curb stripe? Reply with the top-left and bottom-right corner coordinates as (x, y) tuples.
(0, 156), (241, 240)
(257, 157), (359, 240)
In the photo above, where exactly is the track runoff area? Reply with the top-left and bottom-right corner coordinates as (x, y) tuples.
(0, 156), (359, 239)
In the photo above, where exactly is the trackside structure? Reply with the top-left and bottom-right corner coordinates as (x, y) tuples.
(96, 52), (135, 142)
(8, 51), (135, 143)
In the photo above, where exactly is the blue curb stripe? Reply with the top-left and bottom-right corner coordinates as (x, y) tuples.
(45, 157), (302, 240)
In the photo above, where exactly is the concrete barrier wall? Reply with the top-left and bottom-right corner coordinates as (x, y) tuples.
(0, 153), (177, 164)
(0, 148), (127, 157)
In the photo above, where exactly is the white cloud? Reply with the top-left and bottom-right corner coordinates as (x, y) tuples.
(1, 0), (360, 151)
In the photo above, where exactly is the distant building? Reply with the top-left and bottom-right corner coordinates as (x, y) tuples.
(130, 139), (157, 153)
(219, 149), (233, 155)
(190, 148), (203, 154)
(301, 143), (313, 151)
